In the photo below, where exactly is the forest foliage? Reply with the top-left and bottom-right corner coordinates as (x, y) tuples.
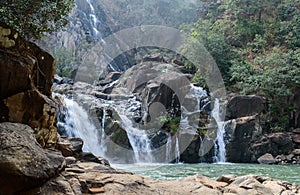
(184, 0), (300, 131)
(0, 0), (74, 40)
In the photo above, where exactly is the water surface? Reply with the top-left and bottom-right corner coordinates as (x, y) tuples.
(113, 163), (300, 185)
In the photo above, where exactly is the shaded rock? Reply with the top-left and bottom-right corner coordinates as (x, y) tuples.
(292, 149), (300, 155)
(293, 128), (300, 134)
(251, 133), (295, 162)
(217, 175), (236, 184)
(0, 122), (65, 194)
(225, 116), (262, 163)
(0, 23), (57, 147)
(56, 136), (83, 157)
(142, 53), (167, 63)
(293, 134), (300, 144)
(257, 153), (276, 164)
(226, 95), (266, 120)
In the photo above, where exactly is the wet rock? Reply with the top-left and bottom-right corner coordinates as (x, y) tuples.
(0, 122), (65, 194)
(257, 153), (276, 164)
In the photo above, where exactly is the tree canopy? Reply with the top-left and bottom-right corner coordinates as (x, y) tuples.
(184, 0), (300, 131)
(0, 0), (74, 40)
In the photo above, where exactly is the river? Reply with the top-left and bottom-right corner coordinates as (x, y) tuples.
(113, 163), (300, 185)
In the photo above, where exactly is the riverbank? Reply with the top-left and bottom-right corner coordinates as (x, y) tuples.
(26, 158), (300, 195)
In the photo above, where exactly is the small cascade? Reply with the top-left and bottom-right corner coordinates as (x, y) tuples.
(175, 135), (180, 163)
(165, 134), (172, 162)
(86, 0), (100, 36)
(59, 97), (104, 157)
(99, 107), (107, 154)
(211, 99), (226, 163)
(116, 97), (155, 163)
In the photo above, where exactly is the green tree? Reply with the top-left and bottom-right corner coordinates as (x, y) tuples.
(185, 0), (300, 131)
(0, 0), (74, 40)
(53, 47), (76, 77)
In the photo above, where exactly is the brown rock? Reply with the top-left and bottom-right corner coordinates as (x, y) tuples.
(56, 137), (83, 157)
(263, 181), (285, 195)
(0, 122), (65, 194)
(186, 174), (228, 189)
(292, 149), (300, 156)
(293, 128), (300, 134)
(217, 174), (237, 184)
(293, 134), (300, 144)
(0, 23), (57, 147)
(257, 153), (276, 164)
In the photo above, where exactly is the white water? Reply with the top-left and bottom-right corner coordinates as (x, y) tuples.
(86, 0), (100, 36)
(165, 135), (172, 162)
(211, 99), (226, 163)
(60, 97), (104, 156)
(116, 97), (155, 163)
(175, 136), (180, 163)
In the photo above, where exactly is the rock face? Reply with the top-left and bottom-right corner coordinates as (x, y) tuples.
(0, 122), (65, 194)
(226, 95), (266, 120)
(225, 116), (262, 162)
(0, 23), (57, 147)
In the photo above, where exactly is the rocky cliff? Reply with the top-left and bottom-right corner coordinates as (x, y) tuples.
(0, 23), (58, 147)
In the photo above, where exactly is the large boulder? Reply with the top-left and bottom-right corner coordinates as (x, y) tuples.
(225, 116), (262, 162)
(257, 153), (276, 164)
(0, 23), (57, 147)
(226, 95), (266, 120)
(0, 122), (65, 194)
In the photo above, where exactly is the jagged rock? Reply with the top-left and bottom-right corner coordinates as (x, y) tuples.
(4, 90), (58, 147)
(293, 134), (300, 144)
(0, 23), (57, 147)
(257, 153), (276, 164)
(292, 149), (300, 155)
(142, 53), (167, 63)
(56, 136), (83, 157)
(226, 95), (266, 120)
(0, 122), (65, 194)
(23, 161), (300, 195)
(251, 133), (295, 162)
(225, 116), (262, 163)
(217, 175), (236, 184)
(293, 128), (300, 134)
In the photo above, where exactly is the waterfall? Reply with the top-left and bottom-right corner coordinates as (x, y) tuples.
(86, 0), (100, 36)
(116, 97), (155, 163)
(211, 99), (226, 163)
(99, 107), (107, 154)
(165, 135), (172, 162)
(58, 97), (105, 157)
(175, 135), (180, 163)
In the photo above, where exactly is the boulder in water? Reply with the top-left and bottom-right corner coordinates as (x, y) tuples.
(257, 153), (276, 164)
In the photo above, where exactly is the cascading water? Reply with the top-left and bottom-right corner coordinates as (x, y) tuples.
(175, 135), (180, 163)
(211, 98), (226, 163)
(86, 0), (100, 36)
(58, 96), (105, 157)
(115, 97), (155, 163)
(165, 135), (172, 162)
